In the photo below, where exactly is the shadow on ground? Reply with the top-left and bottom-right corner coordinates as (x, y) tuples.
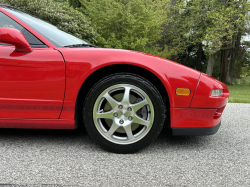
(0, 124), (210, 153)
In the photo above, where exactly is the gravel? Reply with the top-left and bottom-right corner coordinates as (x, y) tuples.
(0, 103), (249, 186)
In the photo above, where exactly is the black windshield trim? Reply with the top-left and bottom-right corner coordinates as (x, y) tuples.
(31, 44), (48, 48)
(64, 44), (98, 48)
(0, 43), (47, 48)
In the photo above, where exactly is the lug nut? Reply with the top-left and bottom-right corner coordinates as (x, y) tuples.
(113, 112), (118, 117)
(118, 105), (123, 109)
(119, 120), (124, 124)
(127, 107), (132, 111)
(128, 116), (133, 121)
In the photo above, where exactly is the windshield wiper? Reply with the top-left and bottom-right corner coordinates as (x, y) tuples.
(63, 44), (97, 48)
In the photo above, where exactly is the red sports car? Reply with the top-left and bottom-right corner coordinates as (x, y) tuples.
(0, 4), (229, 153)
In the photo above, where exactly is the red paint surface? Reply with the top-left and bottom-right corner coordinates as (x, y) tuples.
(0, 46), (65, 119)
(0, 118), (75, 129)
(0, 7), (229, 130)
(58, 48), (201, 119)
(0, 27), (32, 52)
(190, 74), (229, 108)
(214, 106), (226, 119)
(170, 108), (222, 128)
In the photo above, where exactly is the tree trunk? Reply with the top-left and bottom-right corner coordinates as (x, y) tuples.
(220, 49), (230, 83)
(196, 43), (202, 71)
(206, 53), (216, 76)
(226, 32), (241, 85)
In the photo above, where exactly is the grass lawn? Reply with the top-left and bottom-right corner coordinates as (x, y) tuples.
(227, 84), (250, 103)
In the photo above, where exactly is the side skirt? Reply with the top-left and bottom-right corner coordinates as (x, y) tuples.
(0, 118), (75, 129)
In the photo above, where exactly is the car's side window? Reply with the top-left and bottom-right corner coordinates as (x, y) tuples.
(0, 12), (47, 48)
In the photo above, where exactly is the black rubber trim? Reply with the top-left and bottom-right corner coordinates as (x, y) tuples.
(172, 122), (221, 136)
(15, 49), (33, 53)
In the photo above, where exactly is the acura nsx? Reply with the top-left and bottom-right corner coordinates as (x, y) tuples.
(0, 4), (229, 153)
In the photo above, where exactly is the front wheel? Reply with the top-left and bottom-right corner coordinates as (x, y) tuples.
(83, 73), (166, 153)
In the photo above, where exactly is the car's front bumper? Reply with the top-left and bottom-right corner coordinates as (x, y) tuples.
(170, 107), (225, 136)
(170, 73), (229, 136)
(172, 121), (221, 136)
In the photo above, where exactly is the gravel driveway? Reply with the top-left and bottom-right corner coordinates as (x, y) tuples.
(0, 103), (249, 186)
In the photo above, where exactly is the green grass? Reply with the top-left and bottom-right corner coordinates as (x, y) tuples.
(227, 84), (250, 103)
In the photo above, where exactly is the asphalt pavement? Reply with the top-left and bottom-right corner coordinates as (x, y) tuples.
(0, 103), (249, 186)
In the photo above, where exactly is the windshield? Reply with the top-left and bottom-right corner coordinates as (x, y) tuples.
(2, 7), (88, 47)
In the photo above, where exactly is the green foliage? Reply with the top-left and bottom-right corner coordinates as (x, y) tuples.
(54, 0), (68, 2)
(241, 60), (250, 83)
(162, 0), (250, 55)
(233, 48), (249, 79)
(69, 0), (81, 8)
(1, 0), (98, 44)
(79, 0), (166, 54)
(177, 44), (206, 70)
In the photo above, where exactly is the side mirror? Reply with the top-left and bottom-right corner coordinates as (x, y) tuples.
(0, 27), (32, 53)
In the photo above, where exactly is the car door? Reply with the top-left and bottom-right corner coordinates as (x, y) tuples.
(0, 12), (65, 119)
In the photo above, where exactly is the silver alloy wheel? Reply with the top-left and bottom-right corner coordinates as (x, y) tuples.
(93, 84), (155, 145)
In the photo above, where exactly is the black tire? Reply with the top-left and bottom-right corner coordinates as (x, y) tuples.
(83, 73), (166, 153)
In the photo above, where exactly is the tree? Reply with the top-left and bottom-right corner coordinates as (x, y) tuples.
(206, 53), (216, 76)
(233, 43), (250, 80)
(205, 0), (249, 83)
(161, 0), (228, 70)
(226, 31), (242, 84)
(78, 0), (166, 54)
(225, 0), (249, 84)
(161, 0), (249, 83)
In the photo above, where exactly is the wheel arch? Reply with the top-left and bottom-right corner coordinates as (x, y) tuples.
(75, 64), (171, 128)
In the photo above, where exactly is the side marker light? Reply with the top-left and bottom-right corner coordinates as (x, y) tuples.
(176, 88), (191, 96)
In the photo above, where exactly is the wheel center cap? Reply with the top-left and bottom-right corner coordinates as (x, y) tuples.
(115, 110), (123, 118)
(114, 106), (134, 122)
(123, 111), (131, 118)
(121, 109), (127, 114)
